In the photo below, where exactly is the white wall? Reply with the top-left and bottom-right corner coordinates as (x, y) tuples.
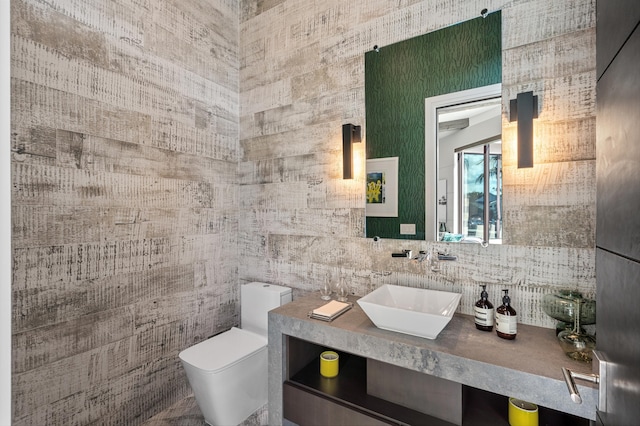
(1, 0), (11, 421)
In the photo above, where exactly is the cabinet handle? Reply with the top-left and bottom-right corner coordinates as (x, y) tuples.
(562, 350), (609, 407)
(562, 367), (599, 404)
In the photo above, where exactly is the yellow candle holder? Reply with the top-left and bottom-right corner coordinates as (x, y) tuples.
(320, 351), (339, 378)
(508, 398), (538, 426)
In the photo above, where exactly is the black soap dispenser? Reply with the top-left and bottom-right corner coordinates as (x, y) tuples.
(496, 289), (517, 340)
(474, 285), (494, 332)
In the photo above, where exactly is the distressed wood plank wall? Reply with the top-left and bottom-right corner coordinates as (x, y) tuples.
(238, 0), (596, 329)
(11, 0), (597, 423)
(11, 0), (239, 424)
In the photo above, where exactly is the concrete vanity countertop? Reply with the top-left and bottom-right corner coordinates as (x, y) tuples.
(268, 293), (597, 425)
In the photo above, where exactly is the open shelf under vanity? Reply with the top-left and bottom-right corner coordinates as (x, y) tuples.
(284, 337), (590, 426)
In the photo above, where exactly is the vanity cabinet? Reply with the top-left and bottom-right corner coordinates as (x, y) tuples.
(268, 294), (598, 425)
(283, 337), (588, 426)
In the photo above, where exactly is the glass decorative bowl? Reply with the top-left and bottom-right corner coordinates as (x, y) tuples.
(542, 289), (596, 333)
(557, 327), (596, 363)
(542, 289), (597, 363)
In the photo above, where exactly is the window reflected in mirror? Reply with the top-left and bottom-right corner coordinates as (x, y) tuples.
(435, 97), (502, 244)
(455, 141), (502, 243)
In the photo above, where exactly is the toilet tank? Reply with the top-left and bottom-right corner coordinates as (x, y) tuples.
(241, 282), (292, 337)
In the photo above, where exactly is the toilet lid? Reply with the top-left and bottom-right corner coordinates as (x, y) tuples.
(179, 327), (267, 373)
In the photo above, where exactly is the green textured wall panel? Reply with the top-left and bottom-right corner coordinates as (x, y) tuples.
(365, 12), (502, 240)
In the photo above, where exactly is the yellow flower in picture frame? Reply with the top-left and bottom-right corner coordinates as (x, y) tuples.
(367, 179), (383, 203)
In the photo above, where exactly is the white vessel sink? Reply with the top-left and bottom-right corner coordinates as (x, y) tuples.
(357, 284), (462, 339)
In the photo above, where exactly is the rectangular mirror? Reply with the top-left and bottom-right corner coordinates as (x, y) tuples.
(365, 12), (502, 241)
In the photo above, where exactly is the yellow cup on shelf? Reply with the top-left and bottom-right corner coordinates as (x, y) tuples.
(320, 351), (339, 378)
(508, 398), (538, 426)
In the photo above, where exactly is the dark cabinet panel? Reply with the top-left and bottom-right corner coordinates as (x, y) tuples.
(596, 0), (640, 79)
(595, 249), (640, 425)
(596, 26), (640, 260)
(284, 382), (394, 426)
(596, 2), (640, 425)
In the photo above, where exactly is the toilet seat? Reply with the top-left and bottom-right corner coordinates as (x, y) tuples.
(179, 327), (267, 373)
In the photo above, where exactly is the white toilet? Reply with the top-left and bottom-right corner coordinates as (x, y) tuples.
(179, 282), (292, 425)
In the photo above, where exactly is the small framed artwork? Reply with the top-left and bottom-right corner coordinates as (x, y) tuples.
(365, 156), (399, 217)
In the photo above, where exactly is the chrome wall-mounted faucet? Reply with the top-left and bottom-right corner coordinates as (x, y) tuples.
(391, 249), (412, 258)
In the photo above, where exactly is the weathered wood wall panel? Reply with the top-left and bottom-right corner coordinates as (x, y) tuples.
(11, 0), (239, 424)
(238, 0), (597, 337)
(11, 0), (598, 423)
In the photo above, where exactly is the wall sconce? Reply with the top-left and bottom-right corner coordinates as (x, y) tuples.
(509, 91), (538, 168)
(342, 123), (362, 179)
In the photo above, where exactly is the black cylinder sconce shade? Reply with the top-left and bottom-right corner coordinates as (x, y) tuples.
(343, 123), (362, 179)
(509, 91), (538, 168)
